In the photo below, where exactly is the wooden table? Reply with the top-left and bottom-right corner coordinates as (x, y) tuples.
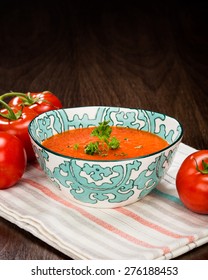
(0, 0), (208, 260)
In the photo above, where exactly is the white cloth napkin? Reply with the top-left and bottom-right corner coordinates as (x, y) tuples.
(0, 143), (208, 260)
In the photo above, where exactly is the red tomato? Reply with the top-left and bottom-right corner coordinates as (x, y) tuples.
(176, 150), (208, 214)
(0, 106), (38, 162)
(9, 91), (63, 114)
(0, 132), (27, 189)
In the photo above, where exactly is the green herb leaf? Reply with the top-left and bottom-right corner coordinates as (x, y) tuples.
(91, 120), (112, 144)
(85, 120), (120, 156)
(85, 142), (99, 155)
(73, 143), (79, 150)
(109, 136), (120, 150)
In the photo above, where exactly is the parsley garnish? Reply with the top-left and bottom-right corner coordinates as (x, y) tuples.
(84, 141), (99, 155)
(85, 120), (120, 156)
(73, 143), (79, 150)
(108, 136), (120, 150)
(91, 120), (112, 145)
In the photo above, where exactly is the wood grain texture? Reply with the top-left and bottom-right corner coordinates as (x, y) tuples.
(0, 0), (208, 259)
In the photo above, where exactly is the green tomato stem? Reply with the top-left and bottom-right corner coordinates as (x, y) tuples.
(0, 91), (27, 100)
(0, 99), (21, 120)
(0, 91), (36, 106)
(194, 158), (208, 175)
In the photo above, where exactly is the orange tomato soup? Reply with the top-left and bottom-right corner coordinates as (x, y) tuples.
(42, 126), (169, 160)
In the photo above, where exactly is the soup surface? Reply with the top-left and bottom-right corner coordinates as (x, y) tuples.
(42, 126), (169, 160)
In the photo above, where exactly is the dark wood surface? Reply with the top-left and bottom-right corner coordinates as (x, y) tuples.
(0, 0), (208, 260)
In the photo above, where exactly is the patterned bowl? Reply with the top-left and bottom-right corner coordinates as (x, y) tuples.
(28, 106), (183, 208)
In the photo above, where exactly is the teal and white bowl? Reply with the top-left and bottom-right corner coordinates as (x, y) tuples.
(28, 106), (183, 208)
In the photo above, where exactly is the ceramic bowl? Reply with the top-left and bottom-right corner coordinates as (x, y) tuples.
(28, 106), (183, 208)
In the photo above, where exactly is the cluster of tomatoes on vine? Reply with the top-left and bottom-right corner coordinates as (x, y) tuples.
(0, 91), (62, 189)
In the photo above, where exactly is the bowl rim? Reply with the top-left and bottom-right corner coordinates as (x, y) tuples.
(28, 106), (184, 162)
